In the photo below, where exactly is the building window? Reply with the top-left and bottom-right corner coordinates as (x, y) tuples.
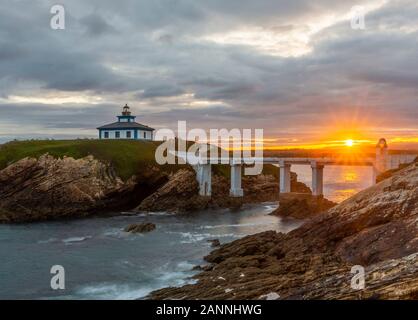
(126, 131), (131, 138)
(144, 132), (146, 139)
(104, 132), (109, 139)
(115, 131), (120, 138)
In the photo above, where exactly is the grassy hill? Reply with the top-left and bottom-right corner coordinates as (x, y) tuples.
(0, 140), (164, 180)
(0, 139), (279, 180)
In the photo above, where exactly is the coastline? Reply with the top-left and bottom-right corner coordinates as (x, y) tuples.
(150, 160), (418, 300)
(0, 202), (301, 299)
(0, 150), (311, 223)
(1, 141), (416, 300)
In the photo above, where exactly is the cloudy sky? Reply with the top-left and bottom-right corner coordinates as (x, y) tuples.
(0, 0), (417, 148)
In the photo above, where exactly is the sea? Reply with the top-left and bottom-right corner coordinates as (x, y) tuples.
(0, 165), (373, 299)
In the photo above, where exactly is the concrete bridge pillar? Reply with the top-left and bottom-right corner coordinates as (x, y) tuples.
(196, 164), (211, 196)
(311, 161), (324, 196)
(230, 164), (244, 197)
(279, 161), (291, 193)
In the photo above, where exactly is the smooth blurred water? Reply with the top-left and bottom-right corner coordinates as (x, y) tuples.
(291, 165), (373, 203)
(0, 203), (302, 300)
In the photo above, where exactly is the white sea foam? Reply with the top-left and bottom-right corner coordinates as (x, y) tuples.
(263, 204), (278, 212)
(199, 222), (270, 229)
(37, 238), (58, 244)
(176, 261), (196, 271)
(136, 211), (173, 217)
(169, 231), (241, 244)
(120, 211), (138, 216)
(76, 283), (154, 300)
(102, 228), (132, 239)
(62, 236), (92, 244)
(76, 267), (197, 300)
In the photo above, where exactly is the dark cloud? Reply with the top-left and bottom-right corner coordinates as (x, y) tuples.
(0, 103), (118, 128)
(79, 13), (117, 36)
(139, 85), (186, 99)
(0, 0), (417, 144)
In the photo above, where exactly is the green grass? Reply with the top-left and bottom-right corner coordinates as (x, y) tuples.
(0, 139), (280, 181)
(0, 139), (164, 180)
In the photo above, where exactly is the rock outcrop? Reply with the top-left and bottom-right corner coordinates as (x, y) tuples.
(124, 222), (156, 233)
(136, 169), (210, 213)
(150, 161), (418, 300)
(137, 169), (311, 213)
(207, 239), (221, 247)
(271, 193), (336, 219)
(0, 153), (312, 221)
(0, 154), (164, 223)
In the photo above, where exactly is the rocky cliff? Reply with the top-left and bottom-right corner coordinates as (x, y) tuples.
(136, 169), (311, 213)
(136, 169), (210, 213)
(150, 161), (418, 299)
(0, 153), (311, 222)
(0, 155), (121, 222)
(0, 154), (166, 223)
(271, 193), (337, 219)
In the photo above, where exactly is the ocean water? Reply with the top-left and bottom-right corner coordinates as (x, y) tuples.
(0, 165), (372, 299)
(291, 165), (374, 203)
(0, 204), (302, 300)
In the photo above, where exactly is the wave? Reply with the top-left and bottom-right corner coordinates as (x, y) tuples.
(199, 222), (271, 229)
(102, 228), (132, 239)
(167, 231), (242, 244)
(38, 236), (92, 244)
(76, 283), (154, 300)
(75, 263), (197, 300)
(37, 238), (59, 244)
(62, 236), (92, 244)
(136, 211), (173, 217)
(176, 261), (196, 271)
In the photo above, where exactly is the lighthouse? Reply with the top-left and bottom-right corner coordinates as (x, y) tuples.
(373, 138), (388, 183)
(97, 104), (155, 140)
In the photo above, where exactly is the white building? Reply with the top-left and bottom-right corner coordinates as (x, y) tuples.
(97, 104), (154, 140)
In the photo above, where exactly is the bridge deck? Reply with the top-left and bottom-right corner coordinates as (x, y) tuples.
(175, 151), (414, 167)
(197, 157), (375, 166)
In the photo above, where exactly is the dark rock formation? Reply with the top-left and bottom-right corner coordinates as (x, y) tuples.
(0, 155), (139, 223)
(150, 162), (418, 300)
(124, 222), (156, 233)
(137, 169), (311, 213)
(0, 153), (312, 221)
(136, 169), (210, 213)
(207, 239), (221, 247)
(271, 193), (336, 219)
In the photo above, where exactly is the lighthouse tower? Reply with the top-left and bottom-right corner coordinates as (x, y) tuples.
(118, 104), (136, 122)
(373, 138), (388, 183)
(97, 104), (155, 140)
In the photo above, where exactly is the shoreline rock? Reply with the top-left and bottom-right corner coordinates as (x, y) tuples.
(271, 193), (336, 219)
(0, 153), (312, 222)
(0, 155), (135, 223)
(124, 222), (156, 233)
(207, 239), (221, 247)
(136, 169), (312, 214)
(0, 154), (171, 223)
(149, 161), (418, 300)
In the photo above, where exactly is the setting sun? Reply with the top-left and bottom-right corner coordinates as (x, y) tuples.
(345, 139), (354, 147)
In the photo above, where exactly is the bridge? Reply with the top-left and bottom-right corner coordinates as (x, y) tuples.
(182, 138), (417, 198)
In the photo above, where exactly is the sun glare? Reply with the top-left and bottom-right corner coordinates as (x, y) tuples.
(345, 139), (354, 147)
